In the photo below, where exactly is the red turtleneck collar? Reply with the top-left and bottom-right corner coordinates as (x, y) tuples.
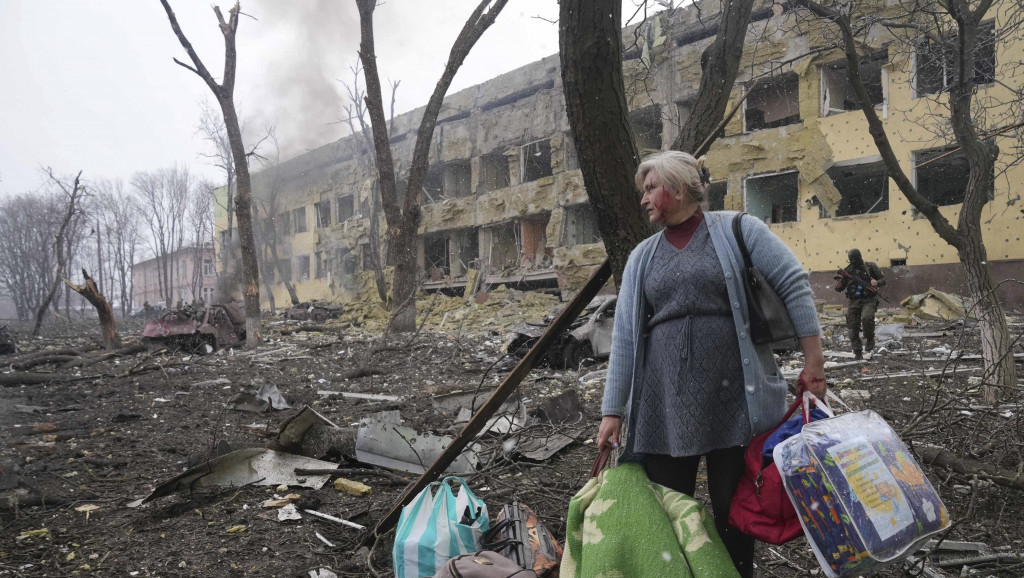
(663, 209), (704, 250)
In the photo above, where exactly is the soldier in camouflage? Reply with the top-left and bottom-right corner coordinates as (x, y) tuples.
(835, 249), (885, 359)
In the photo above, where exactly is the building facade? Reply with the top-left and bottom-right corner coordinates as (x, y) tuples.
(132, 245), (217, 310)
(215, 0), (1024, 309)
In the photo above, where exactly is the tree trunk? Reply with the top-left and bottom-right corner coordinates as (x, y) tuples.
(32, 171), (83, 336)
(671, 0), (757, 153)
(357, 0), (507, 331)
(222, 98), (263, 347)
(388, 215), (419, 332)
(559, 0), (653, 284)
(64, 268), (120, 350)
(368, 180), (390, 307)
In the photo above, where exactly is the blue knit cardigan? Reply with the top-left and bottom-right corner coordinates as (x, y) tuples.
(601, 211), (821, 463)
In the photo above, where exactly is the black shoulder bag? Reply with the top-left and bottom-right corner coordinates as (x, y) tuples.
(732, 213), (797, 345)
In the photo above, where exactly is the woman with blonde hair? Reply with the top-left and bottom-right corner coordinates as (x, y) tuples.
(597, 150), (826, 577)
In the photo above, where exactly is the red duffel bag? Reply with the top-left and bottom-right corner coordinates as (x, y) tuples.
(729, 385), (829, 544)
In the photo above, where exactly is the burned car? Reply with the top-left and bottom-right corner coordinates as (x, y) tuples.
(505, 295), (616, 370)
(142, 303), (246, 353)
(285, 301), (344, 323)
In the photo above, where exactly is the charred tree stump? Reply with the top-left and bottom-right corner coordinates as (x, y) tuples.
(64, 268), (120, 350)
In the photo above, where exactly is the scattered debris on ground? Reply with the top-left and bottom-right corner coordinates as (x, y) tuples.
(1, 293), (1023, 576)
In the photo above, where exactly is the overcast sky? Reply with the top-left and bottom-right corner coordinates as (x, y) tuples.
(1, 1), (657, 196)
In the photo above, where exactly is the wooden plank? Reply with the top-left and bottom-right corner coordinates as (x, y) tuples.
(364, 260), (613, 543)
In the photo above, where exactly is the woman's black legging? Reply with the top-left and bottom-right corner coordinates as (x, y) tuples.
(643, 446), (754, 578)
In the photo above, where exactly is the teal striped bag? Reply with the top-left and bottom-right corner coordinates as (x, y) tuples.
(393, 477), (490, 578)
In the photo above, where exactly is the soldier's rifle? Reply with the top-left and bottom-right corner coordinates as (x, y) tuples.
(835, 268), (891, 303)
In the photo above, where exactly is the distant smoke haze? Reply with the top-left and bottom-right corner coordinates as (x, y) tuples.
(242, 1), (359, 162)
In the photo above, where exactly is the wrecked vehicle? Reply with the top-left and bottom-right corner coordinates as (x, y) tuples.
(286, 301), (344, 323)
(142, 303), (245, 352)
(506, 295), (616, 370)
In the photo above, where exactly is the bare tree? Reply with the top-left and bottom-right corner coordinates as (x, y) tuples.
(790, 0), (1018, 397)
(252, 135), (300, 312)
(159, 0), (262, 347)
(132, 167), (191, 306)
(186, 179), (215, 303)
(32, 169), (87, 336)
(94, 180), (144, 317)
(340, 63), (399, 307)
(0, 193), (63, 320)
(197, 99), (236, 252)
(357, 0), (509, 332)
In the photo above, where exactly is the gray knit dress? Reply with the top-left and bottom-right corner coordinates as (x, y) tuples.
(632, 222), (751, 456)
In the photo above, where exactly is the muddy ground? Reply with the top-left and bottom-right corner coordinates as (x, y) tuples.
(1, 298), (1023, 577)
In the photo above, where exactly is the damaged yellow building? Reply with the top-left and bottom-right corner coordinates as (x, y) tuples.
(215, 1), (1024, 310)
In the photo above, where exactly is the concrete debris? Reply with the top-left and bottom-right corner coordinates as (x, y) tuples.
(307, 568), (339, 578)
(355, 416), (480, 475)
(504, 429), (580, 462)
(141, 449), (338, 503)
(533, 390), (584, 424)
(901, 288), (970, 321)
(277, 503), (302, 521)
(334, 478), (372, 496)
(228, 382), (289, 413)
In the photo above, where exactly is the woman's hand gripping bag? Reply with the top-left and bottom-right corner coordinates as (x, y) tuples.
(774, 409), (950, 577)
(729, 389), (832, 544)
(394, 477), (490, 578)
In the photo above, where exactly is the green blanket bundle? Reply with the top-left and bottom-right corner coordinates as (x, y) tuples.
(562, 463), (741, 578)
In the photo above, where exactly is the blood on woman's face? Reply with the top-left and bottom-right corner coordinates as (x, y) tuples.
(640, 170), (683, 225)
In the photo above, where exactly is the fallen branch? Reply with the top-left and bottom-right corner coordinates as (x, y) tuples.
(12, 355), (80, 371)
(917, 444), (1024, 492)
(0, 372), (104, 387)
(62, 343), (146, 369)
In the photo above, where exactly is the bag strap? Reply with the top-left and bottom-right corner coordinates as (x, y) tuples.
(589, 446), (611, 478)
(801, 390), (836, 423)
(731, 212), (754, 270)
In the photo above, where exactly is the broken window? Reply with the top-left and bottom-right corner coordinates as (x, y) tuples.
(292, 207), (307, 233)
(337, 195), (354, 222)
(563, 133), (580, 172)
(422, 166), (445, 204)
(916, 21), (996, 96)
(707, 181), (727, 211)
(744, 171), (799, 224)
(276, 259), (291, 283)
(423, 234), (450, 280)
(826, 160), (889, 216)
(891, 257), (907, 267)
(821, 53), (886, 116)
(520, 140), (553, 182)
(479, 152), (511, 193)
(451, 228), (480, 276)
(914, 147), (980, 206)
(203, 259), (214, 276)
(314, 200), (332, 228)
(315, 251), (327, 279)
(336, 247), (356, 276)
(562, 204), (602, 248)
(445, 161), (472, 198)
(485, 221), (521, 271)
(629, 104), (663, 153)
(521, 214), (551, 267)
(278, 213), (291, 236)
(295, 254), (311, 282)
(745, 73), (800, 132)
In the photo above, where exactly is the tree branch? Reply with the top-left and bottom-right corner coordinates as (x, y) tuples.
(158, 0), (222, 97)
